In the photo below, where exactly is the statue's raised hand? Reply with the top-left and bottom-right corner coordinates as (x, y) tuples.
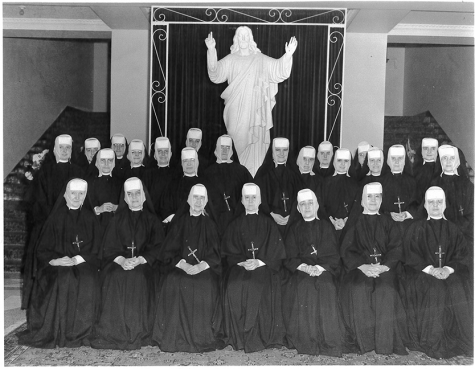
(285, 36), (298, 56)
(205, 32), (216, 50)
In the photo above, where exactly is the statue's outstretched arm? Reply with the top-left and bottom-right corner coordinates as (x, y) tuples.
(205, 31), (218, 70)
(285, 36), (298, 58)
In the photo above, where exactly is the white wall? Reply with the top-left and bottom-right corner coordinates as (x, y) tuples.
(110, 30), (150, 145)
(341, 33), (388, 153)
(385, 46), (405, 116)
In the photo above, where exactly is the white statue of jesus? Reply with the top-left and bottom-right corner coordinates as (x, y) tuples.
(206, 26), (298, 177)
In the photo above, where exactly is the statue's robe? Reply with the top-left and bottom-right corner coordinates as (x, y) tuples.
(208, 52), (292, 176)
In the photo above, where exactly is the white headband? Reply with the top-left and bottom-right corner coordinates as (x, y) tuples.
(367, 149), (382, 159)
(85, 138), (100, 149)
(422, 138), (438, 148)
(69, 179), (87, 191)
(274, 138), (289, 148)
(129, 140), (144, 151)
(155, 137), (170, 149)
(182, 147), (197, 160)
(192, 184), (207, 197)
(302, 147), (316, 158)
(365, 183), (382, 194)
(219, 135), (232, 146)
(99, 148), (115, 159)
(426, 186), (445, 200)
(358, 142), (370, 153)
(187, 129), (202, 139)
(124, 177), (142, 192)
(438, 146), (456, 157)
(335, 149), (351, 160)
(297, 189), (313, 203)
(57, 135), (72, 145)
(318, 142), (333, 151)
(242, 183), (258, 196)
(111, 135), (126, 145)
(389, 145), (405, 156)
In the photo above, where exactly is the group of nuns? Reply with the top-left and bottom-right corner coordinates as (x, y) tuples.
(19, 129), (473, 360)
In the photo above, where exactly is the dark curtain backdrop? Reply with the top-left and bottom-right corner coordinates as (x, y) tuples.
(152, 23), (329, 161)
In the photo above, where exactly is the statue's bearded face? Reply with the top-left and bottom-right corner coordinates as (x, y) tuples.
(237, 29), (251, 50)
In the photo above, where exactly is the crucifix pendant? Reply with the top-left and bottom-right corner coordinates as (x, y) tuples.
(72, 235), (83, 251)
(248, 242), (258, 259)
(127, 241), (136, 258)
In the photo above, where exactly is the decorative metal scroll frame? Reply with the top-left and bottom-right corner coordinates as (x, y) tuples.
(149, 6), (346, 148)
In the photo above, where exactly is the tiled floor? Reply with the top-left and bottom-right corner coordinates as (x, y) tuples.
(4, 278), (26, 336)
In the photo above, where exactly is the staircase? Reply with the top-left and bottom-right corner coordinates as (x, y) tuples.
(3, 106), (110, 280)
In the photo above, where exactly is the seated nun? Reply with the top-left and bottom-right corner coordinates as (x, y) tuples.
(91, 177), (165, 350)
(18, 178), (101, 348)
(283, 189), (345, 357)
(401, 186), (473, 359)
(339, 182), (408, 356)
(221, 183), (287, 353)
(152, 184), (223, 353)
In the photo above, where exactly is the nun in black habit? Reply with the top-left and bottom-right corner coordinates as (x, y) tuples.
(314, 140), (335, 178)
(339, 182), (409, 356)
(400, 186), (473, 359)
(221, 183), (287, 353)
(203, 134), (252, 237)
(91, 177), (165, 350)
(254, 137), (303, 236)
(86, 148), (122, 233)
(321, 148), (359, 237)
(18, 178), (101, 348)
(142, 137), (175, 219)
(283, 189), (345, 357)
(152, 184), (223, 353)
(22, 134), (85, 310)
